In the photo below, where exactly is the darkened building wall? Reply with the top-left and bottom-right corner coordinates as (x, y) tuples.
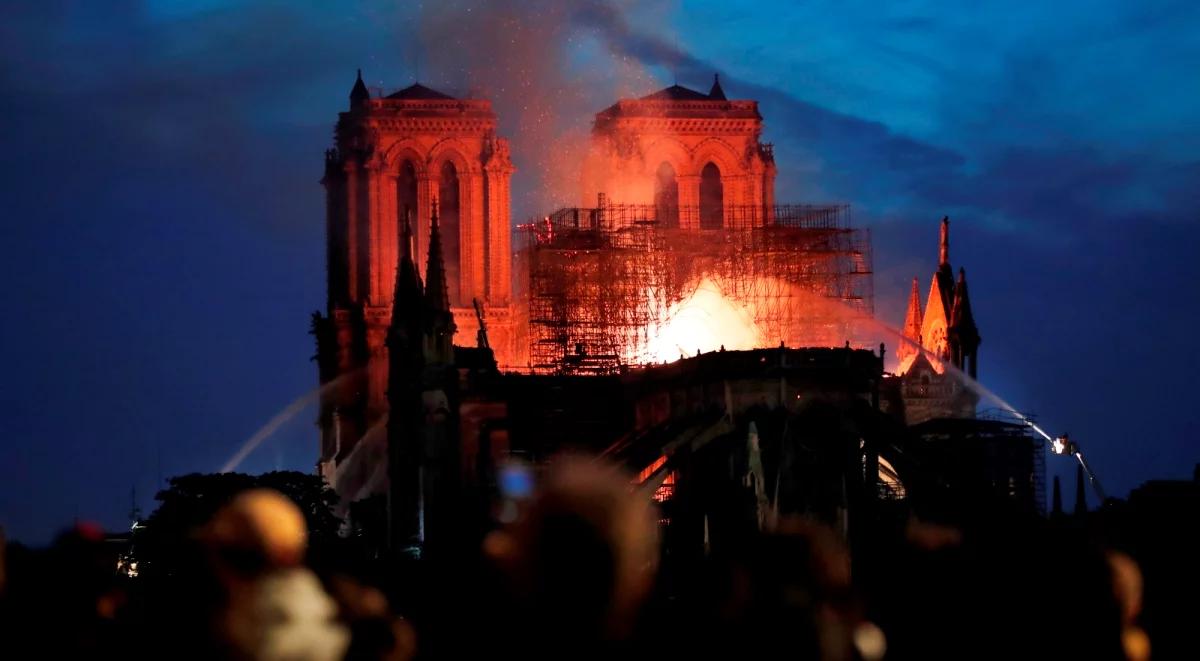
(903, 418), (1045, 519)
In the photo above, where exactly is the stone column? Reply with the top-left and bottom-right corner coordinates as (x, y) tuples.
(343, 159), (362, 302)
(365, 160), (388, 305)
(378, 170), (399, 308)
(459, 166), (485, 306)
(677, 175), (701, 229)
(762, 159), (777, 224)
(484, 159), (513, 305)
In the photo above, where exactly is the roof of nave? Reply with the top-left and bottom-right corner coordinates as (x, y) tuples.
(639, 84), (715, 101)
(386, 83), (457, 100)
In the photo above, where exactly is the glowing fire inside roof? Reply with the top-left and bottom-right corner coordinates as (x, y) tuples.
(644, 277), (761, 363)
(521, 203), (873, 374)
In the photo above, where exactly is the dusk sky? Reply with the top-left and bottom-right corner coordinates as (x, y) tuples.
(2, 0), (1197, 543)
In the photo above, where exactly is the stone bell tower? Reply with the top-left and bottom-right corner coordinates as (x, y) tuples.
(582, 74), (776, 227)
(315, 71), (517, 482)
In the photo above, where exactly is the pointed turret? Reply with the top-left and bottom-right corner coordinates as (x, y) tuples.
(424, 199), (450, 314)
(938, 216), (950, 267)
(350, 69), (370, 108)
(708, 73), (727, 100)
(399, 205), (415, 262)
(423, 199), (456, 363)
(935, 216), (954, 312)
(920, 217), (957, 363)
(949, 268), (981, 377)
(385, 207), (425, 553)
(388, 208), (425, 355)
(903, 277), (923, 341)
(950, 268), (976, 334)
(897, 277), (924, 373)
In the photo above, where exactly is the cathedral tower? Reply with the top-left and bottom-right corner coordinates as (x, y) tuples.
(317, 71), (516, 481)
(919, 217), (956, 362)
(582, 75), (776, 226)
(898, 216), (982, 424)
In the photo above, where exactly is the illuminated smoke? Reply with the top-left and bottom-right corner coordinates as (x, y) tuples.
(411, 1), (663, 217)
(400, 3), (1063, 445)
(644, 277), (761, 362)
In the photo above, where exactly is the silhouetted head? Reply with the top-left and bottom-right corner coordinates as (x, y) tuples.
(490, 456), (660, 644)
(202, 488), (308, 575)
(704, 517), (863, 660)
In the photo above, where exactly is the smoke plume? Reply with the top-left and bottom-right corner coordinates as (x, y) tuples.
(403, 1), (672, 218)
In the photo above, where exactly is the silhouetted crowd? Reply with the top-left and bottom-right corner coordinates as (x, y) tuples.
(0, 457), (1152, 660)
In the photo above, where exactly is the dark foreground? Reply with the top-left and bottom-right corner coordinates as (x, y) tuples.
(2, 458), (1195, 661)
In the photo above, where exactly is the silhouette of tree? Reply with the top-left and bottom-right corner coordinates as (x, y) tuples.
(134, 471), (340, 578)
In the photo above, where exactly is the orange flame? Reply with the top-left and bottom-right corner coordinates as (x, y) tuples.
(644, 277), (761, 362)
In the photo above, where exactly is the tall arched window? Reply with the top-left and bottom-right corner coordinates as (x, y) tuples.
(699, 162), (723, 229)
(438, 161), (461, 305)
(397, 160), (418, 255)
(654, 162), (679, 228)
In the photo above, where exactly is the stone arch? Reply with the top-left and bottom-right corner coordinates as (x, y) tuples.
(642, 137), (692, 177)
(699, 162), (724, 229)
(381, 143), (433, 295)
(691, 138), (741, 227)
(428, 138), (479, 175)
(654, 161), (679, 228)
(688, 137), (741, 178)
(381, 140), (429, 178)
(428, 142), (479, 305)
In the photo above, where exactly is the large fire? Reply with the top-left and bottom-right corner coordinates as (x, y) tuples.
(521, 204), (873, 373)
(644, 277), (761, 362)
(648, 277), (758, 364)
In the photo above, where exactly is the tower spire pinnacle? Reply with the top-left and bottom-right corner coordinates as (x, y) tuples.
(949, 266), (981, 376)
(904, 276), (923, 340)
(709, 73), (727, 100)
(939, 216), (950, 266)
(389, 209), (424, 338)
(423, 198), (456, 363)
(897, 276), (924, 373)
(425, 198), (450, 313)
(350, 68), (370, 108)
(400, 205), (415, 262)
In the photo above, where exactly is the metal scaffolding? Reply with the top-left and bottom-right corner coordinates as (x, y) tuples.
(520, 203), (874, 374)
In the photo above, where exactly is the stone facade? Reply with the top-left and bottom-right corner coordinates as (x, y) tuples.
(316, 74), (519, 479)
(898, 217), (982, 425)
(581, 77), (777, 226)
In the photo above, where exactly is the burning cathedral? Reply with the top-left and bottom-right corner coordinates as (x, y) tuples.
(312, 71), (1037, 557)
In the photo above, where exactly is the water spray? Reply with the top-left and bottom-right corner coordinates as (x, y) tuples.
(862, 315), (1108, 504)
(1049, 433), (1108, 503)
(218, 370), (363, 474)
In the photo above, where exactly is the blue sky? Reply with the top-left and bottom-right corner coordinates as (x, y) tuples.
(1, 0), (1197, 542)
